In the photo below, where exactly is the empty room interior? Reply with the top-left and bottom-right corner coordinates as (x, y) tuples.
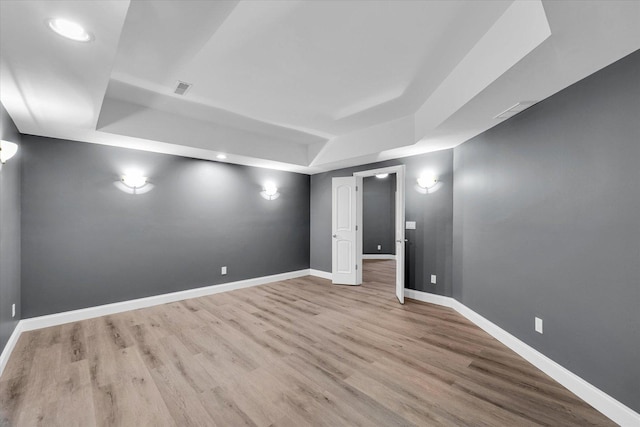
(1, 0), (639, 425)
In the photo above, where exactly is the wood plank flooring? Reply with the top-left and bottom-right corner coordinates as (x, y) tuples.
(0, 260), (614, 426)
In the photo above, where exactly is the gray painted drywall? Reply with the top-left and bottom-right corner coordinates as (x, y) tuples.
(0, 103), (21, 354)
(20, 136), (310, 317)
(363, 175), (395, 255)
(310, 150), (453, 295)
(452, 51), (640, 411)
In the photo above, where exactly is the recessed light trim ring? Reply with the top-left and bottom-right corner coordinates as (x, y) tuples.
(47, 18), (93, 42)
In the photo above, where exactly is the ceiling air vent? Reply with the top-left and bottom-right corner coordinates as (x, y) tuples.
(174, 80), (193, 96)
(494, 101), (538, 119)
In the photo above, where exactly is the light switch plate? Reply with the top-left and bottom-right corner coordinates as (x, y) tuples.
(406, 221), (416, 230)
(535, 317), (543, 334)
(431, 275), (436, 284)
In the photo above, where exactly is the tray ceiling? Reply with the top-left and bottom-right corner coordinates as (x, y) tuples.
(1, 0), (639, 173)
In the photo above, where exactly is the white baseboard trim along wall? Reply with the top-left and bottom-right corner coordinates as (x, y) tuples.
(0, 269), (310, 377)
(309, 269), (333, 280)
(362, 254), (396, 260)
(404, 288), (640, 427)
(0, 321), (23, 379)
(2, 270), (638, 425)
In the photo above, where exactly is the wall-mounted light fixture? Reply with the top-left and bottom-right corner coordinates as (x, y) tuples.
(416, 172), (439, 194)
(0, 140), (18, 164)
(115, 170), (153, 195)
(122, 172), (148, 189)
(375, 173), (389, 179)
(260, 182), (280, 200)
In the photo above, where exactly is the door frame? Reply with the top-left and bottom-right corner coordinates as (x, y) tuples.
(353, 165), (406, 303)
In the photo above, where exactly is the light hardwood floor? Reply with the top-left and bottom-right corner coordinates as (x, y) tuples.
(0, 260), (613, 426)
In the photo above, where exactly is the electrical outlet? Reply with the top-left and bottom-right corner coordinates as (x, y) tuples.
(221, 266), (227, 275)
(12, 303), (16, 318)
(535, 317), (543, 334)
(377, 245), (381, 251)
(431, 274), (436, 284)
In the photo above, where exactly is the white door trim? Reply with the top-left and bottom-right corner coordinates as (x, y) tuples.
(354, 165), (406, 303)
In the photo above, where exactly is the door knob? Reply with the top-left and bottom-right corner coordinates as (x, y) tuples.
(333, 234), (337, 238)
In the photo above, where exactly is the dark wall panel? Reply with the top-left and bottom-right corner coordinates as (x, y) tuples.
(452, 51), (640, 410)
(363, 175), (395, 254)
(20, 136), (310, 317)
(0, 103), (21, 354)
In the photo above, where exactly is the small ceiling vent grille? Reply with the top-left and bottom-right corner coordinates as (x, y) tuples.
(494, 101), (538, 119)
(174, 81), (193, 96)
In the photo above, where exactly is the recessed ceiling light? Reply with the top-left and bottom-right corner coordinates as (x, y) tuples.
(216, 154), (227, 160)
(375, 173), (389, 179)
(47, 18), (93, 42)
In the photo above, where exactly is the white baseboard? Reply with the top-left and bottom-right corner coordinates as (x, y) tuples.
(19, 269), (310, 332)
(3, 275), (636, 425)
(404, 288), (454, 308)
(309, 269), (332, 280)
(404, 288), (640, 427)
(0, 321), (23, 378)
(2, 269), (310, 378)
(362, 254), (396, 260)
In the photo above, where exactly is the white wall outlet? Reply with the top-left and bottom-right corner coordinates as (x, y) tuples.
(535, 317), (543, 334)
(377, 245), (381, 251)
(431, 275), (437, 284)
(221, 266), (227, 275)
(12, 303), (16, 318)
(405, 221), (416, 230)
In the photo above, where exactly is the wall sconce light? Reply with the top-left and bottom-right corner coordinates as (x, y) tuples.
(122, 173), (148, 189)
(0, 140), (18, 164)
(115, 170), (153, 195)
(260, 182), (280, 200)
(416, 172), (439, 194)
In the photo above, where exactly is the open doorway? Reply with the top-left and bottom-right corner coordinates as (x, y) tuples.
(361, 173), (396, 294)
(331, 165), (405, 303)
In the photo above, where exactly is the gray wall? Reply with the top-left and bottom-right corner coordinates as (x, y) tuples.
(310, 150), (453, 295)
(452, 51), (640, 411)
(0, 103), (21, 354)
(21, 136), (310, 317)
(363, 175), (395, 254)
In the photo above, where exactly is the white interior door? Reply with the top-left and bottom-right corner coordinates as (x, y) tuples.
(395, 173), (405, 303)
(332, 177), (359, 285)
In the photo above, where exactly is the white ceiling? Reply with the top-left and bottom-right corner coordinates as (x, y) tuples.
(1, 0), (639, 174)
